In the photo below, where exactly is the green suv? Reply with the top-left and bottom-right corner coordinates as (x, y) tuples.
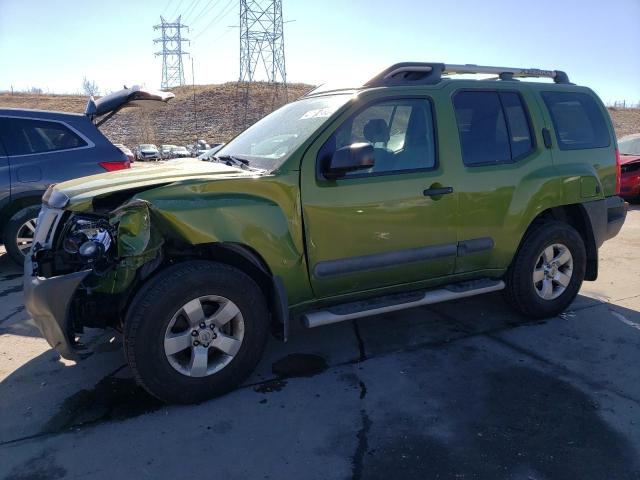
(25, 63), (627, 403)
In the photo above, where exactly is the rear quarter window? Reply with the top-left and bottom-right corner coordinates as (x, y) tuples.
(541, 91), (610, 150)
(0, 117), (87, 156)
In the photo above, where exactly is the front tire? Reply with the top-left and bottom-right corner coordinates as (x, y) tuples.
(504, 221), (586, 318)
(124, 260), (269, 404)
(4, 205), (41, 266)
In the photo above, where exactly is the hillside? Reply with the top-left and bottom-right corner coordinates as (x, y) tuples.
(0, 82), (313, 147)
(0, 84), (638, 148)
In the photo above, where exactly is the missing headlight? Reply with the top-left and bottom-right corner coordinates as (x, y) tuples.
(63, 216), (117, 273)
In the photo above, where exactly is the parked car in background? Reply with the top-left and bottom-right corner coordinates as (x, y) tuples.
(197, 143), (225, 161)
(114, 143), (134, 162)
(0, 85), (174, 264)
(135, 144), (160, 161)
(24, 62), (626, 403)
(189, 139), (211, 156)
(619, 134), (640, 201)
(171, 146), (192, 158)
(160, 144), (177, 159)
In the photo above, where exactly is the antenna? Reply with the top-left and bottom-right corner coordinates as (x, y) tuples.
(154, 16), (190, 89)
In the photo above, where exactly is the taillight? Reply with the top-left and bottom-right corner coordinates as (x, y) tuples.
(615, 148), (621, 195)
(99, 160), (131, 172)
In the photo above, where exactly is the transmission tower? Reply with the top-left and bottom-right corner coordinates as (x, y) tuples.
(154, 16), (190, 89)
(237, 0), (287, 125)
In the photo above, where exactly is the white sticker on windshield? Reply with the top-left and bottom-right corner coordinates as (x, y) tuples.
(300, 108), (333, 120)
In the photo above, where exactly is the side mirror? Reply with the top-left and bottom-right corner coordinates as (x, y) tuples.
(325, 143), (375, 180)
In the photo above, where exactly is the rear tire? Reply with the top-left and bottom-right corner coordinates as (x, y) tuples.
(124, 260), (269, 404)
(504, 220), (586, 318)
(4, 205), (41, 266)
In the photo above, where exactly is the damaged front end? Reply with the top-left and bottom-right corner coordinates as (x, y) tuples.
(24, 199), (164, 359)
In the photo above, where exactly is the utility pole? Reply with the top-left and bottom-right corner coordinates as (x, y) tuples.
(192, 56), (197, 142)
(237, 0), (288, 126)
(154, 16), (190, 89)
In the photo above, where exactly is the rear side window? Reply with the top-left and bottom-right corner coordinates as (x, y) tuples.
(541, 92), (610, 150)
(453, 91), (534, 166)
(0, 117), (87, 156)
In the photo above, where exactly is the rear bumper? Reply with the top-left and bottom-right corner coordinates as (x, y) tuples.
(23, 257), (90, 360)
(582, 196), (627, 248)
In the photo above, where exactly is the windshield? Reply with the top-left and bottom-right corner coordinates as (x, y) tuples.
(217, 94), (352, 171)
(619, 135), (640, 156)
(141, 144), (156, 149)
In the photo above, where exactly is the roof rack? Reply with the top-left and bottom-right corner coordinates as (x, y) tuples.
(363, 62), (570, 87)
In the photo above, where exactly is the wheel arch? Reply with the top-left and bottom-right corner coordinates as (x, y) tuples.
(0, 191), (45, 235)
(516, 203), (598, 281)
(146, 242), (290, 340)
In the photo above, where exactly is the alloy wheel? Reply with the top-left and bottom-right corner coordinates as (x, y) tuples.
(533, 243), (573, 300)
(163, 295), (245, 377)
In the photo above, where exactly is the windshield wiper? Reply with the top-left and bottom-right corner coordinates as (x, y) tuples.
(213, 155), (251, 169)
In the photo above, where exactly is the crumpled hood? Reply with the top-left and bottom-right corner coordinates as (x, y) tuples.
(54, 160), (256, 207)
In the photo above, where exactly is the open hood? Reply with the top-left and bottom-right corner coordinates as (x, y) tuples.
(85, 85), (175, 125)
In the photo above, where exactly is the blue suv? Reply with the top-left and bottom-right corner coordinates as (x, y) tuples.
(0, 86), (173, 264)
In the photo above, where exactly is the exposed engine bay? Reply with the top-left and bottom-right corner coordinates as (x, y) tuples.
(31, 200), (164, 333)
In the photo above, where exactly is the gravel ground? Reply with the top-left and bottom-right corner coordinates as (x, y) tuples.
(0, 205), (639, 479)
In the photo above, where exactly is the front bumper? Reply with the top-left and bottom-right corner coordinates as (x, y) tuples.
(24, 257), (91, 360)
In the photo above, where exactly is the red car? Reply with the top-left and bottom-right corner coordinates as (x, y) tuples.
(619, 134), (640, 201)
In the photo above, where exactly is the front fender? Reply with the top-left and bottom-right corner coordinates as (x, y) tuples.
(134, 174), (313, 304)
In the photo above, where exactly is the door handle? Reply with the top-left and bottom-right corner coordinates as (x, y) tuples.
(423, 186), (453, 197)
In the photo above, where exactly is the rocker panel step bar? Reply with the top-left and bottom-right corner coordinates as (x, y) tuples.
(302, 278), (505, 328)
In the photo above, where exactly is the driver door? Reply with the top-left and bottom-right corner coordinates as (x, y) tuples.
(300, 96), (458, 298)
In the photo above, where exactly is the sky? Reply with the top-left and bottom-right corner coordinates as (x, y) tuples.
(0, 0), (639, 104)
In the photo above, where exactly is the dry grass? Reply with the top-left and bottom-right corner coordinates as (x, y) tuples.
(1, 84), (638, 146)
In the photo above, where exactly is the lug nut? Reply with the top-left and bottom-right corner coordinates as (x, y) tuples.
(210, 324), (215, 331)
(200, 322), (206, 329)
(212, 333), (217, 339)
(193, 340), (200, 346)
(191, 330), (198, 336)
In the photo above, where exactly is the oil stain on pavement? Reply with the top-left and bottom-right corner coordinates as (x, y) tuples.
(41, 370), (162, 435)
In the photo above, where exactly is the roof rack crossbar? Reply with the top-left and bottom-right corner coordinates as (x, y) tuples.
(442, 64), (569, 83)
(363, 62), (570, 87)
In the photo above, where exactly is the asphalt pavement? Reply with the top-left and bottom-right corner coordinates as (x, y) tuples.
(1, 205), (639, 479)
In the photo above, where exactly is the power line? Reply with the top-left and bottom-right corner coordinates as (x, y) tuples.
(192, 0), (237, 41)
(168, 0), (186, 20)
(190, 0), (223, 26)
(181, 0), (202, 23)
(162, 0), (174, 16)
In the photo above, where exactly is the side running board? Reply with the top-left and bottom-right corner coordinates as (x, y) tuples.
(302, 278), (505, 328)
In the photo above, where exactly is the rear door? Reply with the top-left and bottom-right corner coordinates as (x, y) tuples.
(0, 116), (111, 198)
(447, 84), (554, 273)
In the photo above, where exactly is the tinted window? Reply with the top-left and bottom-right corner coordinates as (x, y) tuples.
(454, 91), (511, 166)
(541, 92), (610, 150)
(0, 118), (87, 156)
(320, 98), (436, 176)
(500, 92), (533, 159)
